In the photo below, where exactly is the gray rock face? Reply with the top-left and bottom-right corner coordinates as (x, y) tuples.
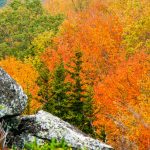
(0, 67), (27, 118)
(19, 110), (112, 150)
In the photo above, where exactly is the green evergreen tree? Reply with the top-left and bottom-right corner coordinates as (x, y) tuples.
(99, 126), (107, 143)
(37, 63), (51, 105)
(83, 86), (96, 136)
(66, 51), (84, 127)
(38, 51), (95, 136)
(43, 60), (70, 119)
(67, 50), (95, 135)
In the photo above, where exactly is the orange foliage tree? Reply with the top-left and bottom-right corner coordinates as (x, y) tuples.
(0, 57), (41, 114)
(93, 52), (149, 149)
(42, 1), (123, 81)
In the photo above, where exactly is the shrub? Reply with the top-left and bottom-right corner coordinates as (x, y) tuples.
(13, 138), (72, 150)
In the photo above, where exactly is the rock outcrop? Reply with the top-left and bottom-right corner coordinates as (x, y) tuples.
(16, 110), (112, 150)
(0, 68), (27, 118)
(0, 67), (112, 150)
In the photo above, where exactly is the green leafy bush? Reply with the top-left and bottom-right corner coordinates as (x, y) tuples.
(18, 138), (72, 150)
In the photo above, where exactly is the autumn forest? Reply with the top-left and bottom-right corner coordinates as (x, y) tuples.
(0, 0), (149, 149)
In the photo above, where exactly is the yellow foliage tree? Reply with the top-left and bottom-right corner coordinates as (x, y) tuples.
(0, 57), (41, 114)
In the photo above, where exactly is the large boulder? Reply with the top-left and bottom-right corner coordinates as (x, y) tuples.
(0, 68), (27, 118)
(18, 110), (112, 150)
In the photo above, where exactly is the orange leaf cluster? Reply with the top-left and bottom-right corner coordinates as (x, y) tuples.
(93, 52), (149, 148)
(42, 2), (123, 81)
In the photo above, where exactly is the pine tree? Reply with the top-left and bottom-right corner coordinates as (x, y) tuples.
(83, 86), (96, 136)
(99, 126), (107, 143)
(40, 51), (95, 136)
(66, 51), (84, 126)
(37, 63), (51, 105)
(67, 50), (95, 135)
(43, 60), (69, 119)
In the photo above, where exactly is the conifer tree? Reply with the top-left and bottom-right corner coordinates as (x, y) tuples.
(37, 63), (51, 104)
(67, 50), (95, 135)
(43, 60), (69, 119)
(83, 86), (96, 136)
(66, 51), (84, 126)
(40, 51), (95, 136)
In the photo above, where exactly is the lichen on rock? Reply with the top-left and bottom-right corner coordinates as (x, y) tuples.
(0, 67), (27, 118)
(19, 110), (112, 150)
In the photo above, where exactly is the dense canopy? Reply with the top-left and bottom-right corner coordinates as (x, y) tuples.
(0, 0), (149, 149)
